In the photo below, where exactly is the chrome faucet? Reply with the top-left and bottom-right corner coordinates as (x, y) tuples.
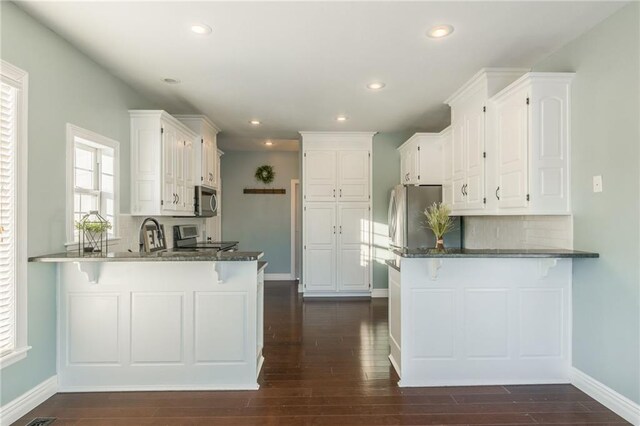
(139, 217), (163, 252)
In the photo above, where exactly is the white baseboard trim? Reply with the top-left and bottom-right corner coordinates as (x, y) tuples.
(57, 383), (259, 392)
(264, 273), (294, 281)
(1, 375), (58, 426)
(298, 282), (303, 293)
(571, 367), (640, 425)
(371, 288), (389, 298)
(304, 292), (371, 298)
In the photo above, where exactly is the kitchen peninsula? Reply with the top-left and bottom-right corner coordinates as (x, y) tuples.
(386, 248), (598, 387)
(29, 250), (266, 391)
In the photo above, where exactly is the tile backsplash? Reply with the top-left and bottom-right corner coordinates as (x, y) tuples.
(463, 216), (573, 250)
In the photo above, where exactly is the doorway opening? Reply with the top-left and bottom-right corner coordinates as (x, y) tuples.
(290, 179), (301, 291)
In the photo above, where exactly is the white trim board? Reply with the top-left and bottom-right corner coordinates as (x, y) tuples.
(0, 375), (58, 426)
(571, 367), (640, 425)
(371, 288), (389, 298)
(264, 273), (294, 281)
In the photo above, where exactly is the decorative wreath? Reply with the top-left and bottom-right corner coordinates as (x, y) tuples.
(255, 165), (275, 184)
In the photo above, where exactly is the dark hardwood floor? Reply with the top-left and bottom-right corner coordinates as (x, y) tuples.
(15, 280), (628, 425)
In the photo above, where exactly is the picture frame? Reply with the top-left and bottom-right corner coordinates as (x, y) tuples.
(142, 223), (166, 252)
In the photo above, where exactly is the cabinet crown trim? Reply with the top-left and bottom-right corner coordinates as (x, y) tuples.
(129, 110), (198, 138)
(491, 72), (576, 103)
(173, 114), (221, 133)
(444, 68), (530, 106)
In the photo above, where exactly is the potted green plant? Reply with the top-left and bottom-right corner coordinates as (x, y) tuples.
(75, 213), (112, 253)
(423, 202), (455, 250)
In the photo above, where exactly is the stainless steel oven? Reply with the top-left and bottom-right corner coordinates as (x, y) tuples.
(195, 186), (218, 217)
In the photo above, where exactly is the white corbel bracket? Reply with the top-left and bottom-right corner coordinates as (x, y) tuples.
(538, 258), (559, 279)
(75, 262), (100, 284)
(214, 262), (226, 284)
(428, 258), (443, 281)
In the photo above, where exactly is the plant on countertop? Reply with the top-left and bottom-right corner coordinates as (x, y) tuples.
(74, 220), (112, 234)
(423, 202), (455, 250)
(255, 164), (275, 184)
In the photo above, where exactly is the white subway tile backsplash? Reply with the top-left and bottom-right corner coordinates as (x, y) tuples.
(464, 216), (573, 250)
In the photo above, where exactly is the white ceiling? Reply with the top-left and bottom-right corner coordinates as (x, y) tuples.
(17, 1), (626, 151)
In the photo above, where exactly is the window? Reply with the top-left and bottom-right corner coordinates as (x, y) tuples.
(66, 125), (119, 244)
(0, 60), (29, 368)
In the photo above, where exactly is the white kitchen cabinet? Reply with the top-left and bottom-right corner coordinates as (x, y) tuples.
(490, 73), (574, 214)
(338, 150), (370, 201)
(303, 203), (337, 292)
(444, 68), (528, 214)
(441, 127), (454, 206)
(304, 150), (337, 201)
(175, 115), (220, 189)
(130, 110), (197, 216)
(337, 203), (370, 291)
(301, 132), (374, 297)
(205, 149), (224, 241)
(398, 133), (444, 186)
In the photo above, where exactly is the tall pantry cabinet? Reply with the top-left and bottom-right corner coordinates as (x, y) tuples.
(301, 132), (374, 297)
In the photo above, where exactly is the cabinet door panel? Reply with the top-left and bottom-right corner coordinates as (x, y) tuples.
(162, 125), (176, 212)
(305, 151), (337, 201)
(496, 90), (529, 209)
(452, 122), (465, 180)
(338, 203), (369, 292)
(465, 110), (485, 209)
(304, 203), (336, 291)
(338, 150), (369, 201)
(452, 177), (466, 209)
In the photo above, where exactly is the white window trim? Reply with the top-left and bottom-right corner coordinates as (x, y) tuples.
(65, 124), (120, 247)
(0, 60), (31, 369)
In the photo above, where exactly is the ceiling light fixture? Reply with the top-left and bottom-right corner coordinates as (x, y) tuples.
(336, 116), (348, 122)
(162, 78), (181, 84)
(191, 24), (212, 35)
(265, 141), (273, 146)
(367, 82), (386, 90)
(249, 120), (261, 125)
(427, 24), (454, 39)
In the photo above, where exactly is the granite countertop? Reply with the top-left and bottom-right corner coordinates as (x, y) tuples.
(29, 249), (264, 263)
(392, 248), (599, 259)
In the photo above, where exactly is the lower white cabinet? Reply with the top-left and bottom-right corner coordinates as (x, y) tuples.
(304, 202), (371, 294)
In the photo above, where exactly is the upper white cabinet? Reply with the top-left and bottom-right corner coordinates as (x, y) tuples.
(444, 68), (528, 214)
(175, 115), (220, 189)
(439, 69), (574, 216)
(301, 132), (374, 296)
(130, 110), (198, 216)
(490, 73), (574, 214)
(398, 133), (443, 185)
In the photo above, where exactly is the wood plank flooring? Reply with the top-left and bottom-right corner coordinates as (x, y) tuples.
(15, 280), (628, 425)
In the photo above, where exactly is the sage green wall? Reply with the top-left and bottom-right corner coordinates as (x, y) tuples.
(0, 2), (155, 404)
(221, 151), (299, 274)
(371, 131), (414, 288)
(534, 3), (640, 404)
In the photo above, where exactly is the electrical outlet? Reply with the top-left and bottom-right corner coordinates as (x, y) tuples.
(593, 175), (603, 193)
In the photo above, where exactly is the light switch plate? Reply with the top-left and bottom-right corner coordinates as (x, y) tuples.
(593, 175), (603, 193)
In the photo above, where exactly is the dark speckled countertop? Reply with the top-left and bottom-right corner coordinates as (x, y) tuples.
(29, 249), (264, 263)
(392, 248), (599, 259)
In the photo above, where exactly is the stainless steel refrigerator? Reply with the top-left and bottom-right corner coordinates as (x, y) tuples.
(388, 184), (462, 249)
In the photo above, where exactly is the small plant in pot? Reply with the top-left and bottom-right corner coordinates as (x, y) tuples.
(75, 212), (112, 253)
(423, 202), (455, 250)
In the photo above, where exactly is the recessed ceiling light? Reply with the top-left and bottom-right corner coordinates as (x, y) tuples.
(162, 78), (181, 84)
(336, 116), (348, 122)
(427, 24), (454, 39)
(367, 82), (386, 90)
(249, 120), (261, 125)
(191, 24), (212, 35)
(265, 141), (273, 146)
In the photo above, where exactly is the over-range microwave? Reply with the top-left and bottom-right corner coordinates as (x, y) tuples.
(195, 186), (218, 217)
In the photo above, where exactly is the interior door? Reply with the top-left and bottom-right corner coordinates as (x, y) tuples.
(337, 203), (369, 292)
(304, 203), (336, 292)
(338, 150), (369, 201)
(465, 108), (486, 209)
(161, 124), (176, 212)
(496, 88), (529, 209)
(304, 150), (337, 201)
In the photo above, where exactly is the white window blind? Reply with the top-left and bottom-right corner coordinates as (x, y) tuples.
(0, 81), (17, 356)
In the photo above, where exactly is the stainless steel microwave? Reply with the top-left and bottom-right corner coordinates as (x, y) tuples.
(195, 186), (218, 217)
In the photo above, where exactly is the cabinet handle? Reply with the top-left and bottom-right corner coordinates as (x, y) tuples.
(496, 186), (500, 200)
(461, 185), (465, 196)
(463, 184), (468, 196)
